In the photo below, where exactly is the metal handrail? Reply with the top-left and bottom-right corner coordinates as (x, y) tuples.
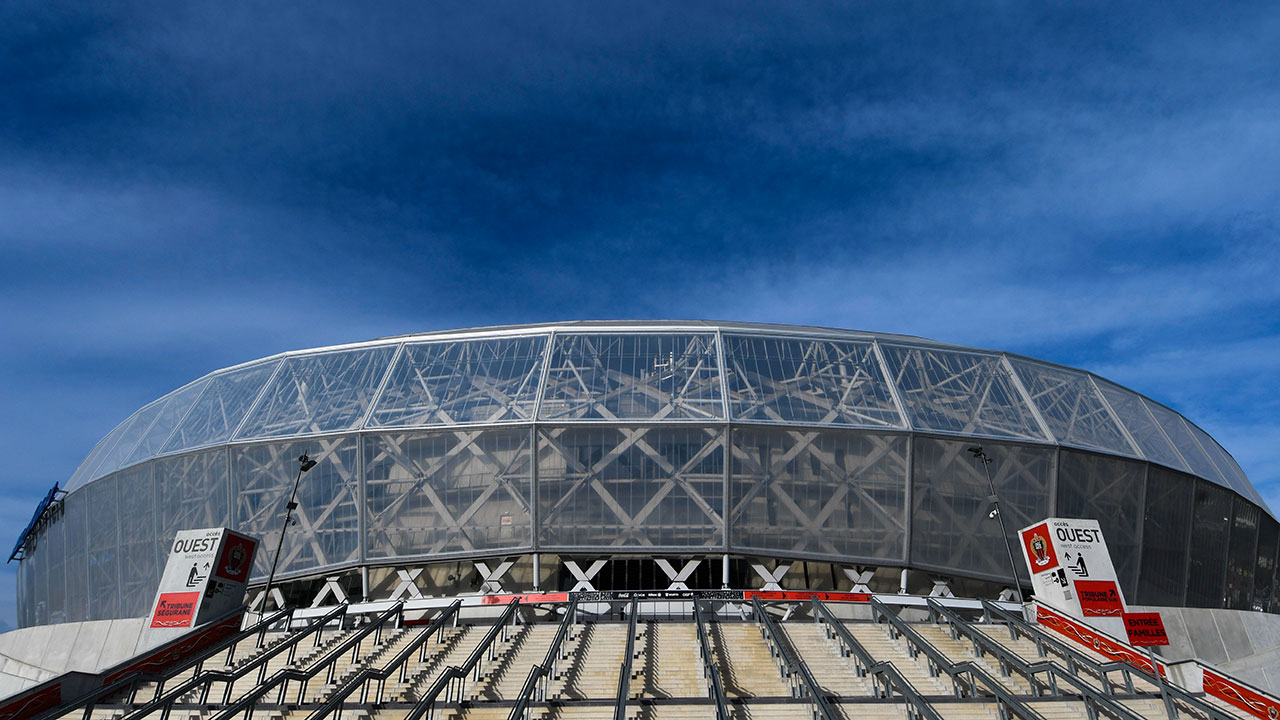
(111, 606), (311, 720)
(980, 600), (1239, 720)
(980, 600), (1146, 694)
(926, 599), (1165, 720)
(302, 599), (462, 719)
(404, 599), (522, 720)
(507, 595), (580, 720)
(46, 606), (292, 720)
(869, 598), (1052, 720)
(750, 597), (840, 720)
(810, 599), (945, 720)
(613, 596), (640, 720)
(693, 600), (732, 720)
(206, 601), (403, 720)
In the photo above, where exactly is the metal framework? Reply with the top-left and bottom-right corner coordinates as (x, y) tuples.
(16, 321), (1279, 627)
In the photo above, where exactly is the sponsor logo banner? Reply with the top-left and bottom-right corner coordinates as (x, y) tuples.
(150, 591), (200, 628)
(1075, 580), (1124, 616)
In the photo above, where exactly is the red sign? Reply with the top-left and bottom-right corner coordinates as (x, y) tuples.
(1075, 580), (1125, 616)
(1122, 612), (1170, 646)
(213, 532), (255, 583)
(1021, 522), (1059, 572)
(150, 591), (200, 628)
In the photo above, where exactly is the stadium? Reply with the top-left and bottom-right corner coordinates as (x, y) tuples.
(4, 321), (1280, 720)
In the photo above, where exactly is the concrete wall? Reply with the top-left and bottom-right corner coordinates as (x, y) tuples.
(0, 617), (147, 700)
(1134, 605), (1280, 693)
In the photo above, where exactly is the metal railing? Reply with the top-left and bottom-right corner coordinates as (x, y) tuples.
(302, 599), (463, 719)
(403, 599), (523, 720)
(48, 606), (293, 720)
(926, 599), (1166, 720)
(613, 595), (640, 720)
(869, 597), (1053, 720)
(750, 596), (840, 720)
(980, 600), (1240, 720)
(507, 595), (581, 720)
(693, 599), (732, 720)
(206, 601), (403, 720)
(810, 598), (944, 720)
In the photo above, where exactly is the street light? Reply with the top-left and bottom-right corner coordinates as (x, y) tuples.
(254, 453), (318, 613)
(967, 446), (1025, 605)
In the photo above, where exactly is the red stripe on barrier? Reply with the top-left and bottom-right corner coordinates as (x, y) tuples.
(0, 682), (61, 720)
(1034, 604), (1164, 678)
(480, 592), (569, 605)
(1204, 670), (1280, 720)
(743, 591), (872, 603)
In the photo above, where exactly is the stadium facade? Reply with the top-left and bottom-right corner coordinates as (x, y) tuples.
(14, 321), (1278, 627)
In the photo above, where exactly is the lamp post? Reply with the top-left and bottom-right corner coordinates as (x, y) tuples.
(968, 446), (1025, 605)
(255, 453), (318, 613)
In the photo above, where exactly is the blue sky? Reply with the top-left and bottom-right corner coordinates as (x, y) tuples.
(1, 2), (1278, 628)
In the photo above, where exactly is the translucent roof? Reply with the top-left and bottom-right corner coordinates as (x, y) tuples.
(61, 321), (1269, 515)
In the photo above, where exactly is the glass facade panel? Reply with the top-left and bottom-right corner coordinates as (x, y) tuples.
(1137, 467), (1194, 606)
(1191, 425), (1262, 507)
(1009, 360), (1134, 455)
(233, 437), (361, 579)
(728, 429), (907, 560)
(116, 465), (158, 618)
(539, 334), (723, 420)
(1255, 518), (1278, 613)
(537, 426), (724, 548)
(1185, 480), (1233, 608)
(911, 438), (1053, 581)
(1094, 381), (1187, 472)
(123, 378), (209, 467)
(44, 510), (65, 624)
(83, 401), (166, 486)
(236, 348), (395, 439)
(1145, 400), (1227, 486)
(879, 345), (1046, 441)
(86, 474), (120, 620)
(1225, 500), (1260, 611)
(66, 420), (132, 493)
(1056, 450), (1144, 599)
(161, 360), (281, 454)
(155, 450), (230, 558)
(63, 492), (88, 622)
(369, 336), (546, 427)
(364, 429), (534, 559)
(721, 336), (903, 428)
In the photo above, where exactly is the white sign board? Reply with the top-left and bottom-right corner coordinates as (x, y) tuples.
(1019, 518), (1127, 637)
(146, 527), (257, 645)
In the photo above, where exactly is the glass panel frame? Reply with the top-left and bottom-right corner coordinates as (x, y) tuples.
(721, 335), (904, 428)
(1009, 359), (1136, 456)
(538, 334), (724, 421)
(364, 428), (534, 560)
(537, 426), (725, 549)
(368, 336), (547, 427)
(728, 428), (908, 561)
(879, 345), (1048, 442)
(235, 348), (395, 440)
